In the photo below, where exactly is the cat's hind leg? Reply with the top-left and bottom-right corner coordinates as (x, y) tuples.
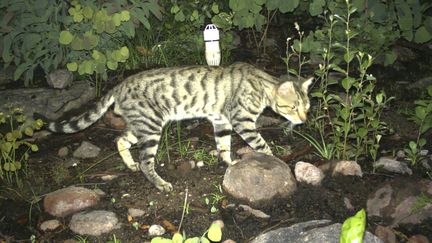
(116, 130), (139, 171)
(211, 116), (234, 165)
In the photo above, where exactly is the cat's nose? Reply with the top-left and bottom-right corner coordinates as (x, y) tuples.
(299, 113), (307, 123)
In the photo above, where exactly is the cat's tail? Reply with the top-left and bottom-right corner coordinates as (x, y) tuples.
(34, 90), (116, 133)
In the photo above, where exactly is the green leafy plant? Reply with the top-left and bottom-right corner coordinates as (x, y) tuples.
(204, 184), (226, 214)
(292, 130), (334, 160)
(297, 0), (432, 66)
(0, 0), (70, 86)
(0, 108), (42, 186)
(59, 0), (162, 96)
(340, 209), (366, 243)
(404, 85), (432, 165)
(289, 0), (393, 161)
(151, 222), (222, 243)
(193, 149), (218, 166)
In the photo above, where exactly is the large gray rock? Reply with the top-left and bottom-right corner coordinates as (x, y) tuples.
(251, 220), (383, 243)
(367, 177), (432, 226)
(223, 152), (297, 207)
(69, 210), (119, 236)
(0, 81), (95, 120)
(46, 69), (73, 89)
(44, 186), (100, 217)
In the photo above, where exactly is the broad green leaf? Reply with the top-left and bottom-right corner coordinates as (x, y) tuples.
(1, 142), (12, 153)
(67, 62), (78, 72)
(107, 61), (118, 70)
(356, 127), (367, 138)
(113, 13), (122, 27)
(184, 237), (200, 243)
(414, 26), (432, 43)
(309, 0), (325, 16)
(415, 106), (426, 120)
(278, 0), (299, 13)
(211, 3), (219, 14)
(120, 46), (130, 59)
(266, 0), (280, 11)
(340, 209), (366, 243)
(14, 63), (31, 81)
(120, 10), (130, 21)
(24, 127), (33, 136)
(207, 223), (222, 242)
(419, 138), (427, 147)
(30, 144), (39, 152)
(409, 141), (417, 152)
(384, 50), (397, 66)
(4, 162), (13, 171)
(340, 107), (350, 121)
(200, 237), (210, 243)
(150, 237), (172, 243)
(83, 6), (93, 19)
(170, 4), (180, 14)
(174, 11), (185, 22)
(172, 233), (183, 243)
(341, 77), (355, 91)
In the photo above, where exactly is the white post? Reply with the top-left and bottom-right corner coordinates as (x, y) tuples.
(203, 24), (221, 66)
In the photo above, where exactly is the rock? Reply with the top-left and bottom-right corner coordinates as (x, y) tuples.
(319, 160), (363, 177)
(408, 234), (430, 243)
(73, 141), (101, 159)
(343, 197), (354, 211)
(57, 146), (69, 157)
(128, 208), (146, 218)
(178, 160), (195, 174)
(93, 188), (106, 197)
(40, 219), (61, 231)
(396, 150), (405, 159)
(69, 210), (119, 236)
(256, 116), (282, 128)
(1, 81), (95, 122)
(251, 220), (382, 243)
(236, 146), (254, 157)
(148, 224), (166, 236)
(64, 158), (80, 168)
(103, 110), (126, 130)
(46, 69), (73, 89)
(294, 161), (324, 186)
(212, 219), (225, 229)
(196, 161), (205, 168)
(374, 225), (396, 243)
(223, 240), (236, 243)
(101, 174), (119, 181)
(419, 150), (429, 156)
(367, 177), (432, 226)
(226, 204), (271, 219)
(223, 152), (297, 207)
(44, 186), (100, 217)
(373, 157), (412, 175)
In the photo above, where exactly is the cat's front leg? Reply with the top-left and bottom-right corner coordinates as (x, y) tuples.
(233, 119), (273, 156)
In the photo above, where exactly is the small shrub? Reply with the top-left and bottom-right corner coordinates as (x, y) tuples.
(404, 85), (432, 165)
(0, 108), (42, 186)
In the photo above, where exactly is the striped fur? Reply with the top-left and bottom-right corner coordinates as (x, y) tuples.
(46, 62), (312, 191)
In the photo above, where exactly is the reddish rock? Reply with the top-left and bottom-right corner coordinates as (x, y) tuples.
(44, 186), (100, 217)
(103, 110), (126, 130)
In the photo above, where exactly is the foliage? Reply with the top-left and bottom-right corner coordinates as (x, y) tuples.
(292, 130), (334, 160)
(404, 86), (432, 165)
(0, 108), (42, 186)
(291, 0), (432, 66)
(340, 209), (366, 243)
(290, 0), (393, 161)
(0, 0), (162, 87)
(151, 222), (222, 243)
(60, 0), (162, 95)
(0, 0), (69, 86)
(204, 184), (226, 213)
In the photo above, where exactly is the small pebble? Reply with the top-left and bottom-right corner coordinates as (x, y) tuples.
(40, 219), (61, 231)
(101, 174), (119, 181)
(212, 219), (225, 229)
(128, 208), (145, 218)
(57, 147), (69, 157)
(420, 150), (429, 156)
(148, 224), (165, 236)
(196, 161), (205, 168)
(210, 150), (218, 157)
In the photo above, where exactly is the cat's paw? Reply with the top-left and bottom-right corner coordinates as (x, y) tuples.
(155, 181), (173, 192)
(128, 163), (140, 172)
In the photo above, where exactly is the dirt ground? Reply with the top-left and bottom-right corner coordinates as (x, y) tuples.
(1, 111), (431, 242)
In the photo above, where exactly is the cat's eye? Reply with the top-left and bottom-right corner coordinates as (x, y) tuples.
(277, 104), (296, 110)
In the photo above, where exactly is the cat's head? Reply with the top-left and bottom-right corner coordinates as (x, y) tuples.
(272, 77), (313, 125)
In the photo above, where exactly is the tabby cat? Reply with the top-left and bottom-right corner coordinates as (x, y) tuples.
(43, 62), (312, 192)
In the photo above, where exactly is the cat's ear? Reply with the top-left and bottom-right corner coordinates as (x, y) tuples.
(277, 81), (295, 96)
(302, 77), (313, 93)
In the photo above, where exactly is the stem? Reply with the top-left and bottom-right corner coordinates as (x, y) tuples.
(178, 187), (189, 232)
